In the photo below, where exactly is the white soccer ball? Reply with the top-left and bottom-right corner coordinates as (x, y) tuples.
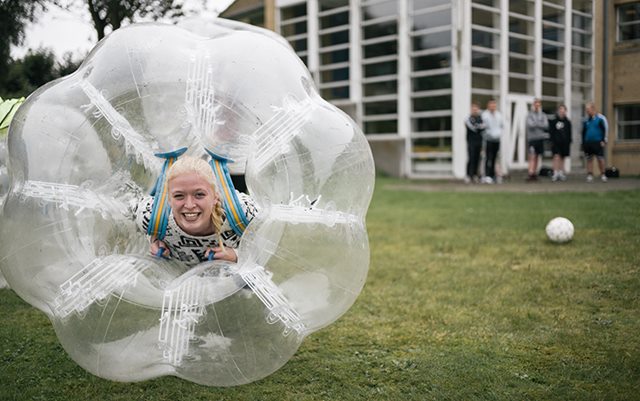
(545, 217), (574, 243)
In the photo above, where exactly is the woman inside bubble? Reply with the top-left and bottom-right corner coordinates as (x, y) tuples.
(133, 156), (258, 267)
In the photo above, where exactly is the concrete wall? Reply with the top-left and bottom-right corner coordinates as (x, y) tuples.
(368, 139), (406, 178)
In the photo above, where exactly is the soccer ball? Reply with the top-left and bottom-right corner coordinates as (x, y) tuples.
(545, 217), (574, 243)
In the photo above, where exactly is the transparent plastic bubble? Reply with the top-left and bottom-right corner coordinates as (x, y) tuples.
(0, 19), (374, 386)
(0, 139), (9, 202)
(0, 140), (7, 288)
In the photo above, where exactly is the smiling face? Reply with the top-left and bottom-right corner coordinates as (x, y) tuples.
(168, 172), (218, 236)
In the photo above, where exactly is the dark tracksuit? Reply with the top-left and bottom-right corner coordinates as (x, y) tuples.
(465, 114), (485, 178)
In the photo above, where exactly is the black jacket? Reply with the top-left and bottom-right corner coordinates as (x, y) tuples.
(549, 116), (572, 144)
(465, 114), (485, 144)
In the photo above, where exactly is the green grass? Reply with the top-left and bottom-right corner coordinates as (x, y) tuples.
(2, 178), (639, 400)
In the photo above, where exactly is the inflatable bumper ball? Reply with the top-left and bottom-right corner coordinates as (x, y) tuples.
(0, 20), (374, 386)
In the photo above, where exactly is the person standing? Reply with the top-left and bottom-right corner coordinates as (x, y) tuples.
(549, 104), (572, 182)
(465, 102), (486, 183)
(582, 102), (608, 182)
(481, 99), (503, 184)
(525, 98), (549, 181)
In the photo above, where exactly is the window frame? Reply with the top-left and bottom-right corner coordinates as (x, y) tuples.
(616, 104), (640, 142)
(617, 2), (640, 43)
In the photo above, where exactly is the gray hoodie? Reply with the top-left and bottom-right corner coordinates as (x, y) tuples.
(526, 110), (549, 141)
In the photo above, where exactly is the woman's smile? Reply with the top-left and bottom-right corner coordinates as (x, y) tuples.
(182, 212), (200, 220)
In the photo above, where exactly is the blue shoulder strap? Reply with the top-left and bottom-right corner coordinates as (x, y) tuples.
(205, 149), (250, 237)
(147, 147), (188, 240)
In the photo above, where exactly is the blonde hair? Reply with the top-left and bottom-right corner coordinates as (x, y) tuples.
(167, 156), (225, 248)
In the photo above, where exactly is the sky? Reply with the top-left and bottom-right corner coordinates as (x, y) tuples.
(11, 4), (94, 60)
(11, 0), (237, 61)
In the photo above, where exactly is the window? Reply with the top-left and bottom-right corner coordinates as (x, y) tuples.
(318, 2), (351, 101)
(618, 3), (640, 42)
(361, 0), (399, 135)
(617, 104), (640, 141)
(279, 3), (308, 64)
(472, 29), (495, 48)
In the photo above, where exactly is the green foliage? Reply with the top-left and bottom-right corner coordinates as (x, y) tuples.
(0, 0), (54, 88)
(0, 0), (45, 46)
(4, 49), (56, 95)
(84, 0), (184, 40)
(0, 48), (81, 98)
(56, 51), (83, 78)
(1, 0), (181, 98)
(0, 97), (25, 137)
(1, 180), (639, 400)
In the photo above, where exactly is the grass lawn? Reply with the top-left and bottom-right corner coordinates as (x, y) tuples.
(1, 177), (639, 400)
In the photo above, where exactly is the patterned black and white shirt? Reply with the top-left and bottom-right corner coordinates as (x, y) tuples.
(134, 191), (259, 267)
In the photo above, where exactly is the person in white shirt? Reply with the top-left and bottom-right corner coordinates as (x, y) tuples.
(481, 99), (503, 184)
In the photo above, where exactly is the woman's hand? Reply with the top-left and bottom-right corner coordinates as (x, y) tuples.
(150, 238), (170, 258)
(205, 246), (237, 263)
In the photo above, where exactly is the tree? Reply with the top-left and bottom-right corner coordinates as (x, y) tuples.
(21, 49), (58, 87)
(0, 1), (53, 89)
(84, 0), (184, 40)
(1, 49), (82, 98)
(57, 51), (82, 77)
(3, 49), (56, 97)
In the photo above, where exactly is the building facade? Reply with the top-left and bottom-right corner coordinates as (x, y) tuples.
(595, 1), (640, 175)
(223, 1), (637, 178)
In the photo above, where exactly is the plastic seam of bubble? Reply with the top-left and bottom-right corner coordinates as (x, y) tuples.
(240, 265), (306, 338)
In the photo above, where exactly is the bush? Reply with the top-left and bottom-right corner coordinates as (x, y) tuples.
(1, 48), (82, 98)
